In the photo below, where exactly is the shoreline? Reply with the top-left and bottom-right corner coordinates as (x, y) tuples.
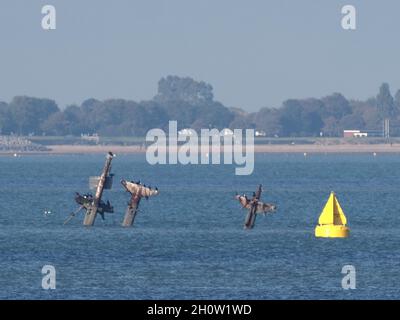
(2, 143), (400, 155)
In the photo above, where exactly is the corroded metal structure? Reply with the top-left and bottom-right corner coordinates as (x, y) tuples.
(121, 180), (159, 227)
(64, 152), (115, 226)
(235, 184), (276, 229)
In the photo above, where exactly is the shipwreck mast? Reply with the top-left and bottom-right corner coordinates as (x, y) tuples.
(244, 184), (262, 229)
(121, 179), (158, 227)
(83, 152), (115, 226)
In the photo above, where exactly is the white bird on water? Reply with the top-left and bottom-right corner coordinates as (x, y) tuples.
(43, 210), (52, 217)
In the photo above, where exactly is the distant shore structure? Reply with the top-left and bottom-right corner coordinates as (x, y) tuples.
(344, 119), (390, 138)
(0, 135), (49, 152)
(343, 130), (368, 138)
(81, 133), (99, 144)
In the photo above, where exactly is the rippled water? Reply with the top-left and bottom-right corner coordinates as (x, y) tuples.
(0, 153), (399, 299)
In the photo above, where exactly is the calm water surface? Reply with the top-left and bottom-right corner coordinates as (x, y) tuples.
(0, 153), (399, 299)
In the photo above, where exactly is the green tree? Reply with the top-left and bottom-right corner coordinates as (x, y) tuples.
(155, 75), (214, 104)
(8, 96), (59, 135)
(394, 89), (400, 112)
(376, 83), (395, 119)
(0, 102), (13, 134)
(350, 100), (380, 131)
(279, 100), (303, 136)
(321, 93), (351, 120)
(40, 112), (69, 135)
(339, 114), (365, 130)
(190, 101), (234, 130)
(321, 116), (340, 137)
(229, 108), (255, 130)
(252, 107), (281, 136)
(279, 99), (323, 136)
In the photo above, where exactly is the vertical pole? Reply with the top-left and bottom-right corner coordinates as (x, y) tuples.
(383, 119), (385, 138)
(383, 119), (390, 139)
(244, 207), (257, 229)
(244, 185), (262, 229)
(83, 152), (114, 226)
(122, 194), (142, 227)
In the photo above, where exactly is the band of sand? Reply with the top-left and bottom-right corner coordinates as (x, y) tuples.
(9, 143), (400, 154)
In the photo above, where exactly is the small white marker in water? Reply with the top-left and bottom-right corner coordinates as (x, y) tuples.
(13, 153), (17, 157)
(373, 152), (377, 157)
(304, 152), (307, 157)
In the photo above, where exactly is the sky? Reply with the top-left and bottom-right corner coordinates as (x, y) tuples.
(0, 0), (400, 111)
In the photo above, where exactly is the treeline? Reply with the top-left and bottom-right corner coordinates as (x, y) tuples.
(1, 76), (400, 137)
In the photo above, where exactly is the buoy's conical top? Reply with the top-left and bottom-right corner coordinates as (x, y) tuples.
(315, 191), (350, 238)
(318, 192), (347, 226)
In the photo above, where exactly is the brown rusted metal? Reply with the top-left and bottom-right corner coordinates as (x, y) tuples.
(121, 180), (158, 227)
(236, 184), (277, 229)
(82, 152), (115, 226)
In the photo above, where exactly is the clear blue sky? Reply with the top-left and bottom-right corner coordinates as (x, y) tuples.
(0, 0), (399, 111)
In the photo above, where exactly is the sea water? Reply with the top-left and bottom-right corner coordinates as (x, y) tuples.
(0, 153), (399, 299)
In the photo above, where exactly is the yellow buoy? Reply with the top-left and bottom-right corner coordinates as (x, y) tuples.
(315, 192), (350, 238)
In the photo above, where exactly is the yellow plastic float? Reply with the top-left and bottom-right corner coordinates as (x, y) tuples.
(315, 192), (349, 238)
